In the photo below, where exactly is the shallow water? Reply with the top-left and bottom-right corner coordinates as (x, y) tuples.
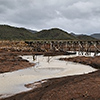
(0, 54), (97, 98)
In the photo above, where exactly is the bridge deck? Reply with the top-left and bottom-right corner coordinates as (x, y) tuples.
(25, 40), (100, 56)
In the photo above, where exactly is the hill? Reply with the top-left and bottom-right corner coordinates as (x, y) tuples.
(0, 25), (36, 40)
(70, 32), (77, 37)
(70, 32), (97, 41)
(0, 25), (77, 40)
(27, 29), (37, 33)
(0, 25), (98, 41)
(34, 28), (77, 40)
(91, 33), (100, 40)
(77, 34), (97, 41)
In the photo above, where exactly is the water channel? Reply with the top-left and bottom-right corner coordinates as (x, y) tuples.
(0, 53), (98, 98)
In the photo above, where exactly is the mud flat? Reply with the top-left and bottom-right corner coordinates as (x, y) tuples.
(1, 70), (100, 100)
(0, 50), (77, 73)
(0, 53), (98, 100)
(0, 52), (35, 73)
(60, 56), (100, 69)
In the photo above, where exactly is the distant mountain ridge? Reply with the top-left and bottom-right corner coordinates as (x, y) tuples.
(77, 34), (97, 41)
(70, 33), (97, 40)
(0, 25), (36, 40)
(0, 24), (99, 41)
(34, 28), (77, 40)
(90, 33), (100, 40)
(27, 29), (37, 33)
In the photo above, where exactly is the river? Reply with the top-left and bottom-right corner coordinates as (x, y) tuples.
(0, 53), (97, 98)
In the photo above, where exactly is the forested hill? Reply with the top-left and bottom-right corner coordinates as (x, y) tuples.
(77, 35), (97, 41)
(0, 25), (97, 41)
(0, 25), (77, 40)
(0, 25), (36, 40)
(33, 28), (77, 40)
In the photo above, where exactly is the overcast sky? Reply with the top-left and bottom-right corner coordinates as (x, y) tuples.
(0, 0), (100, 34)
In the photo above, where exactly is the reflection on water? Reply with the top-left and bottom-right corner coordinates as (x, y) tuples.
(34, 67), (64, 75)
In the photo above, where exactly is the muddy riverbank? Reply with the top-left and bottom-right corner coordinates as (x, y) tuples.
(0, 52), (36, 73)
(0, 50), (77, 73)
(0, 53), (100, 100)
(60, 56), (100, 69)
(1, 70), (100, 100)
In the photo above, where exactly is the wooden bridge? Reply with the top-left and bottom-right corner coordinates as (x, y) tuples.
(25, 40), (100, 56)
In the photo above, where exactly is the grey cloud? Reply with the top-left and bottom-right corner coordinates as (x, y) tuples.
(59, 1), (100, 19)
(0, 0), (17, 10)
(0, 0), (100, 34)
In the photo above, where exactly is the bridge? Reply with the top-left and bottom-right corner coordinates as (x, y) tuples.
(25, 40), (100, 56)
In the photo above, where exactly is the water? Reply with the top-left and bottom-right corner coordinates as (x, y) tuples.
(0, 54), (97, 98)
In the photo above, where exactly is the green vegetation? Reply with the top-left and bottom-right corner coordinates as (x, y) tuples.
(77, 35), (97, 41)
(34, 28), (77, 40)
(0, 25), (36, 40)
(0, 25), (97, 41)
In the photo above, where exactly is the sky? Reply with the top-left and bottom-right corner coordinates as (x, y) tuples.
(0, 0), (100, 35)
